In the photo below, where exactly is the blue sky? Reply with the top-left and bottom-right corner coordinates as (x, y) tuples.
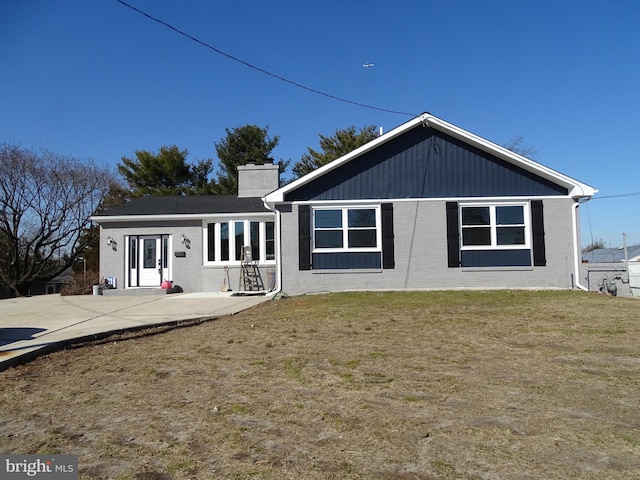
(1, 0), (638, 247)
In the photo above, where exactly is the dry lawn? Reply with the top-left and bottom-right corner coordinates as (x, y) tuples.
(1, 290), (639, 479)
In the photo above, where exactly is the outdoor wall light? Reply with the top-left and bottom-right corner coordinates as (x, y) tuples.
(181, 234), (191, 249)
(106, 236), (117, 251)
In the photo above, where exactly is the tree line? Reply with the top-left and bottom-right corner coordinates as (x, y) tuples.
(116, 124), (379, 197)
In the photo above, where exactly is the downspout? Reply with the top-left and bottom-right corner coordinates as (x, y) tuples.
(262, 197), (282, 297)
(572, 201), (588, 291)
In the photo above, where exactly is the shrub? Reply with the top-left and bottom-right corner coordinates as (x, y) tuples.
(60, 270), (100, 296)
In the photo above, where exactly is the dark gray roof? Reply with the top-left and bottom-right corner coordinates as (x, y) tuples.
(582, 245), (640, 263)
(94, 195), (270, 217)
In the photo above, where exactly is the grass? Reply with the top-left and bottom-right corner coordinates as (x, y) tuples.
(1, 290), (640, 479)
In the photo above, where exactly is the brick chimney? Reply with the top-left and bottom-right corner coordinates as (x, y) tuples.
(237, 163), (280, 198)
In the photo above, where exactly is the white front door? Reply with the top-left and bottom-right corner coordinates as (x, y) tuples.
(139, 236), (162, 286)
(128, 234), (171, 288)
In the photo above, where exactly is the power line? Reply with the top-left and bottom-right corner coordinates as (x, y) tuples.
(115, 0), (417, 117)
(591, 191), (640, 200)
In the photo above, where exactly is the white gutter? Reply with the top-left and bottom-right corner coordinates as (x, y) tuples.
(572, 201), (589, 291)
(261, 197), (283, 297)
(91, 212), (272, 223)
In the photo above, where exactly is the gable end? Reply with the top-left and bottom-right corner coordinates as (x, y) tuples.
(284, 127), (568, 202)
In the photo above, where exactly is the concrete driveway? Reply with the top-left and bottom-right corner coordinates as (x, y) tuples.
(0, 292), (269, 370)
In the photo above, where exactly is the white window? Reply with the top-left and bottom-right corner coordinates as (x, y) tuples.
(204, 220), (275, 264)
(313, 206), (380, 252)
(460, 203), (529, 250)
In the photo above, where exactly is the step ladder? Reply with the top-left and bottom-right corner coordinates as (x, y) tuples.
(239, 245), (264, 291)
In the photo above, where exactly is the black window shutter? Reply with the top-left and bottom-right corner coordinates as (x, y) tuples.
(381, 203), (395, 269)
(207, 223), (215, 262)
(298, 205), (311, 270)
(446, 202), (460, 268)
(531, 200), (546, 266)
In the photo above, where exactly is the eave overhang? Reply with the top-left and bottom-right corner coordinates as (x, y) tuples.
(91, 211), (275, 224)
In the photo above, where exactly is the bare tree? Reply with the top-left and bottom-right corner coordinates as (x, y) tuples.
(0, 144), (117, 296)
(503, 136), (538, 159)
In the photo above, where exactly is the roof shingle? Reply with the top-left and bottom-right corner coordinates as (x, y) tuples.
(94, 195), (270, 217)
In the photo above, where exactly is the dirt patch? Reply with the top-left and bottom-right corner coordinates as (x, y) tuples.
(1, 290), (639, 479)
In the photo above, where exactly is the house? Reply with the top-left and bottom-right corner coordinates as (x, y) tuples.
(94, 112), (597, 296)
(0, 267), (73, 299)
(581, 244), (640, 297)
(31, 268), (74, 296)
(582, 245), (640, 263)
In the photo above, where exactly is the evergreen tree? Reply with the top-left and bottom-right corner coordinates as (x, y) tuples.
(292, 125), (379, 178)
(118, 145), (216, 196)
(214, 125), (286, 195)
